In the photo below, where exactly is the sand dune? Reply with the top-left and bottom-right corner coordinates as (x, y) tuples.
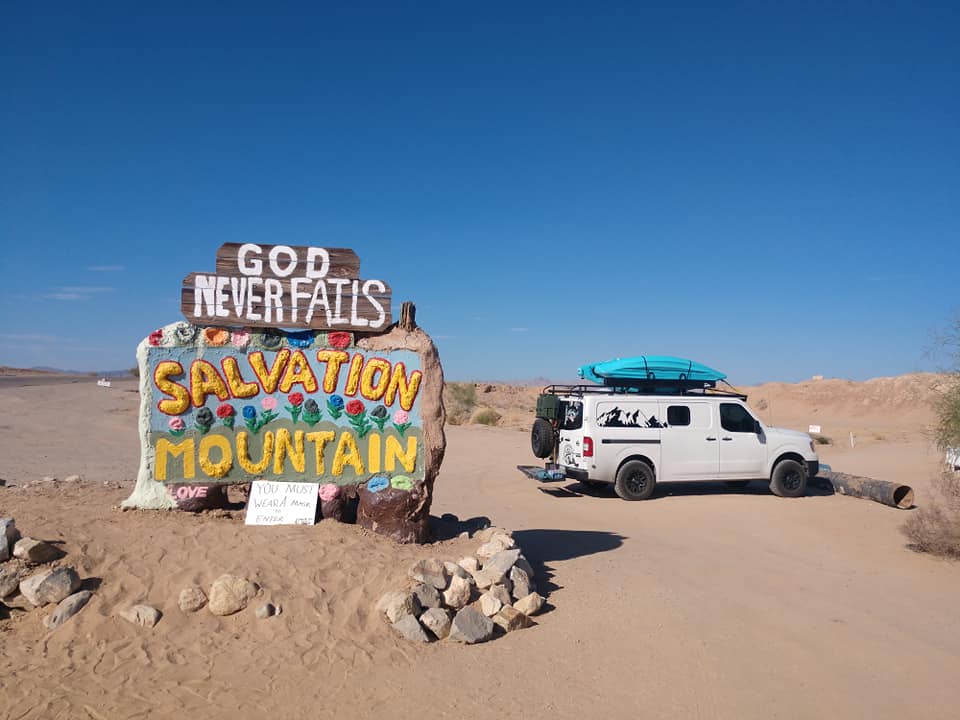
(1, 374), (958, 719)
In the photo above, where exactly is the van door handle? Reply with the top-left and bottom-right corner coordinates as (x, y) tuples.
(705, 436), (717, 441)
(721, 437), (733, 441)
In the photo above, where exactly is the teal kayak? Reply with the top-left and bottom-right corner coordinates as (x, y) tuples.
(578, 356), (726, 384)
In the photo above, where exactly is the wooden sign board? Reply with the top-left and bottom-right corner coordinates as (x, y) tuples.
(244, 481), (320, 526)
(181, 243), (392, 331)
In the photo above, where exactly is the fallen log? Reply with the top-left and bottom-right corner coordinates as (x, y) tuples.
(820, 470), (914, 509)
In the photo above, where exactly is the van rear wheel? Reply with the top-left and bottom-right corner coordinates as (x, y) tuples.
(615, 460), (656, 501)
(770, 459), (807, 498)
(530, 418), (556, 459)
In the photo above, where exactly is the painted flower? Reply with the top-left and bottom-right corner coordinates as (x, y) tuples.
(327, 394), (345, 419)
(328, 331), (352, 350)
(195, 407), (214, 435)
(287, 331), (313, 348)
(261, 396), (278, 411)
(345, 399), (371, 437)
(258, 330), (283, 350)
(367, 475), (390, 493)
(242, 405), (258, 433)
(392, 410), (412, 436)
(168, 416), (186, 436)
(318, 483), (340, 502)
(302, 397), (322, 426)
(370, 404), (389, 430)
(174, 323), (197, 344)
(217, 403), (236, 429)
(231, 329), (251, 349)
(203, 327), (230, 346)
(285, 392), (305, 423)
(148, 329), (164, 346)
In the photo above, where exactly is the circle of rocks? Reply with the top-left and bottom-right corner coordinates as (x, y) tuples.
(375, 527), (546, 644)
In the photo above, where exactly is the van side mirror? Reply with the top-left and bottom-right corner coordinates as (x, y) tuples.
(753, 420), (763, 434)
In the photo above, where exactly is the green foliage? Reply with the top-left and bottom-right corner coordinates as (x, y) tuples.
(471, 408), (502, 426)
(813, 434), (831, 445)
(444, 382), (478, 426)
(932, 315), (960, 452)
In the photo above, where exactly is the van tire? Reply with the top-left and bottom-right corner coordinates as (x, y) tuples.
(770, 459), (807, 498)
(531, 418), (556, 459)
(614, 460), (656, 501)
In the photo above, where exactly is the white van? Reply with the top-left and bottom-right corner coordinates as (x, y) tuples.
(530, 385), (819, 500)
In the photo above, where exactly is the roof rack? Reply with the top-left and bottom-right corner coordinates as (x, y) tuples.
(542, 380), (748, 400)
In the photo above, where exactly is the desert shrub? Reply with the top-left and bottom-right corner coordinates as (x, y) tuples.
(129, 366), (140, 378)
(471, 407), (501, 426)
(903, 314), (960, 558)
(813, 434), (831, 445)
(445, 382), (478, 425)
(902, 472), (960, 559)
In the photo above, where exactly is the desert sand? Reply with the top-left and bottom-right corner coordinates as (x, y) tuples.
(1, 373), (958, 719)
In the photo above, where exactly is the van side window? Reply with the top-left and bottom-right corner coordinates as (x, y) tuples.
(720, 403), (757, 433)
(667, 406), (691, 426)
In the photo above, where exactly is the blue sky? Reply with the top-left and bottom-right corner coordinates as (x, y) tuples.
(2, 1), (957, 384)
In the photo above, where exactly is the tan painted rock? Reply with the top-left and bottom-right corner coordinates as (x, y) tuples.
(120, 604), (162, 628)
(493, 605), (533, 633)
(19, 567), (81, 606)
(419, 607), (452, 639)
(376, 590), (421, 623)
(442, 575), (472, 610)
(514, 592), (545, 617)
(178, 586), (207, 612)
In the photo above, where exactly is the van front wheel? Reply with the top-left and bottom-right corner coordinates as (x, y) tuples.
(770, 459), (807, 498)
(615, 460), (656, 501)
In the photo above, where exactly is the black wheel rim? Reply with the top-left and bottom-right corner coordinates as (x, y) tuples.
(783, 469), (802, 491)
(626, 471), (647, 495)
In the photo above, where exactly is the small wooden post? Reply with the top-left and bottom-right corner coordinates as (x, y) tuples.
(400, 302), (417, 331)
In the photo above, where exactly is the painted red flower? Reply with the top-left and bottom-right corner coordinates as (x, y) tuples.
(287, 392), (304, 407)
(328, 331), (352, 350)
(148, 329), (164, 346)
(345, 399), (365, 416)
(216, 403), (235, 418)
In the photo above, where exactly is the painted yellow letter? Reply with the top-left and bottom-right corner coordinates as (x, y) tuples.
(332, 432), (365, 476)
(155, 438), (196, 480)
(199, 434), (233, 478)
(273, 428), (306, 474)
(155, 361), (190, 415)
(306, 431), (335, 475)
(385, 434), (417, 473)
(237, 430), (274, 474)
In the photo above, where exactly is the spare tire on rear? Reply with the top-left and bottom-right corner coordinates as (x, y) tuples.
(530, 418), (556, 459)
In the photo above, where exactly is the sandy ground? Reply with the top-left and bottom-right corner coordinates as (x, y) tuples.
(1, 375), (958, 719)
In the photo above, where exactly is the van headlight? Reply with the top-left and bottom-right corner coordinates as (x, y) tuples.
(809, 440), (815, 453)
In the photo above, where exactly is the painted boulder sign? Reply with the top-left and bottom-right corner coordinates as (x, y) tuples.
(124, 244), (446, 543)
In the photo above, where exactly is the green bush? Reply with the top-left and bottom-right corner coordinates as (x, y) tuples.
(813, 434), (831, 445)
(471, 408), (501, 426)
(445, 382), (478, 425)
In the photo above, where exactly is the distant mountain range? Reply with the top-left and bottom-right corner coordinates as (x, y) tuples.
(28, 366), (134, 377)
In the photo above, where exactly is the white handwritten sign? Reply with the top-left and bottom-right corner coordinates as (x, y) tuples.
(244, 480), (319, 526)
(808, 424), (822, 434)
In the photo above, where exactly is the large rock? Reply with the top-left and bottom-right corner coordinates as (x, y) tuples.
(477, 592), (503, 617)
(474, 526), (512, 543)
(208, 574), (259, 616)
(411, 583), (441, 610)
(420, 607), (452, 639)
(13, 538), (60, 564)
(0, 518), (20, 562)
(376, 590), (421, 623)
(357, 482), (430, 544)
(120, 604), (162, 628)
(514, 554), (535, 580)
(20, 566), (81, 606)
(488, 583), (512, 608)
(483, 548), (521, 577)
(444, 561), (471, 580)
(458, 556), (479, 573)
(493, 605), (533, 633)
(514, 592), (545, 617)
(441, 575), (472, 610)
(448, 606), (495, 644)
(476, 538), (513, 561)
(510, 566), (533, 601)
(45, 591), (93, 630)
(392, 613), (431, 642)
(0, 567), (21, 598)
(178, 586), (207, 613)
(471, 566), (509, 591)
(408, 558), (448, 589)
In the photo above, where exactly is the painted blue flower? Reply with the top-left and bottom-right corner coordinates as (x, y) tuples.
(242, 405), (257, 420)
(287, 331), (313, 348)
(367, 475), (390, 493)
(329, 395), (344, 410)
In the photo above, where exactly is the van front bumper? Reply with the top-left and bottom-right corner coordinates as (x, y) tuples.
(807, 460), (820, 479)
